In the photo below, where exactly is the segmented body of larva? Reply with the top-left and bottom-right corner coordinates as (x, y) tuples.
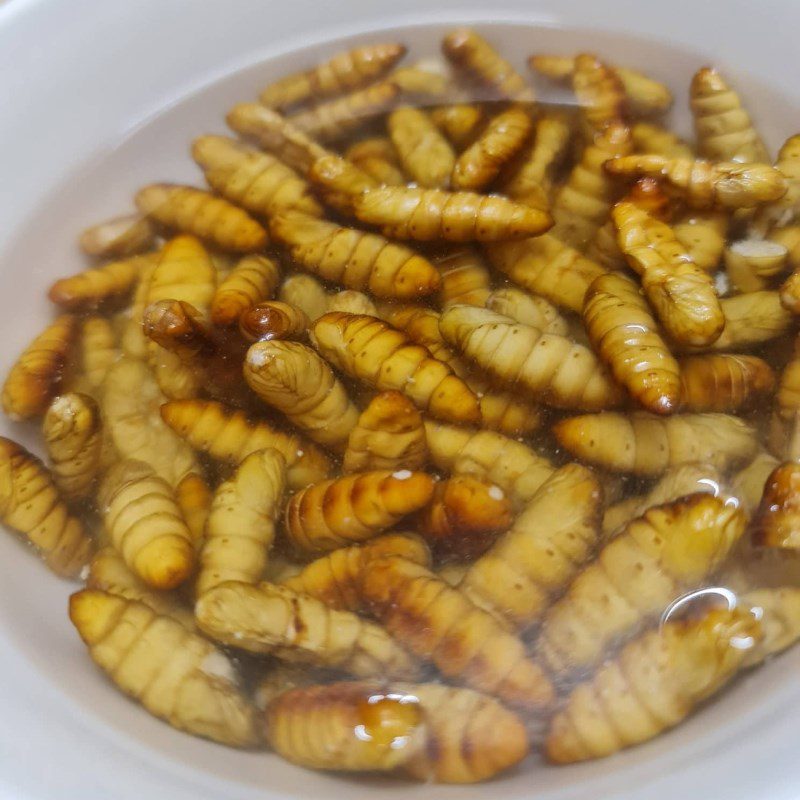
(69, 590), (257, 745)
(136, 184), (268, 252)
(226, 103), (330, 174)
(266, 681), (529, 783)
(554, 411), (758, 476)
(539, 493), (747, 673)
(601, 462), (721, 539)
(270, 212), (441, 299)
(196, 449), (287, 596)
(159, 399), (332, 489)
(282, 533), (431, 611)
(2, 315), (77, 420)
(417, 475), (514, 559)
(501, 115), (572, 209)
(385, 305), (543, 436)
(606, 155), (787, 209)
(312, 312), (481, 425)
(583, 272), (681, 414)
(752, 462), (800, 550)
(460, 463), (602, 629)
(423, 419), (556, 508)
(0, 437), (92, 577)
(690, 66), (769, 163)
(360, 556), (554, 711)
(613, 202), (725, 347)
(259, 43), (407, 109)
(343, 391), (428, 473)
(87, 547), (195, 629)
(389, 106), (456, 189)
(440, 304), (623, 411)
(42, 392), (104, 501)
(284, 470), (435, 556)
(79, 214), (156, 259)
(485, 234), (606, 313)
(529, 55), (673, 117)
(442, 28), (534, 101)
(354, 186), (553, 242)
(678, 354), (775, 412)
(288, 81), (400, 142)
(571, 53), (627, 132)
(193, 136), (323, 222)
(545, 608), (759, 762)
(244, 340), (358, 451)
(49, 253), (158, 311)
(451, 106), (532, 191)
(99, 459), (195, 590)
(195, 581), (420, 680)
(430, 104), (485, 149)
(550, 122), (632, 248)
(210, 255), (280, 327)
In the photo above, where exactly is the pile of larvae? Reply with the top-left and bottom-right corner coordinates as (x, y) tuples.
(3, 26), (800, 784)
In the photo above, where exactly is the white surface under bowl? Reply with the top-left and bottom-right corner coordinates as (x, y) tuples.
(1, 1), (799, 798)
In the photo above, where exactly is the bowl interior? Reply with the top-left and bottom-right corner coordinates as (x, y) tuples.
(0, 17), (798, 800)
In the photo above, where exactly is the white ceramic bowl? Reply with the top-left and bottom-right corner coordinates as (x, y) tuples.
(1, 1), (799, 798)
